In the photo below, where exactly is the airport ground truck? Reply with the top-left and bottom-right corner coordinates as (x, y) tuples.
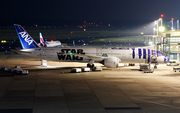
(139, 64), (154, 73)
(173, 67), (180, 72)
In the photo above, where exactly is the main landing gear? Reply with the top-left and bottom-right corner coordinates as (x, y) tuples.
(154, 63), (157, 69)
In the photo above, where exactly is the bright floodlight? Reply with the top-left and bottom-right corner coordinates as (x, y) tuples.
(149, 42), (153, 45)
(159, 26), (165, 32)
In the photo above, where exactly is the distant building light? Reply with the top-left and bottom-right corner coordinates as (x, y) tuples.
(1, 40), (6, 43)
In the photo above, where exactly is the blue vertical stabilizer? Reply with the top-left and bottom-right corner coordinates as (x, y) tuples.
(14, 24), (39, 49)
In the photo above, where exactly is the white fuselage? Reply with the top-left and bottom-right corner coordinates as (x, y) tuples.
(45, 41), (61, 47)
(20, 46), (166, 64)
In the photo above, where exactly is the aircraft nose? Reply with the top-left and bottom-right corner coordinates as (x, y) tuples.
(157, 56), (169, 63)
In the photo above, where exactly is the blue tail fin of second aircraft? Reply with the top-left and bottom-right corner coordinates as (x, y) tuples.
(14, 24), (39, 49)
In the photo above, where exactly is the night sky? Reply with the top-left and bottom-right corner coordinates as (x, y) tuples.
(1, 0), (180, 25)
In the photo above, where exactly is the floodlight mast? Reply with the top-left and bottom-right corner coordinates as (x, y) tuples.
(160, 14), (163, 26)
(160, 18), (162, 26)
(172, 18), (174, 30)
(155, 21), (158, 36)
(177, 20), (179, 30)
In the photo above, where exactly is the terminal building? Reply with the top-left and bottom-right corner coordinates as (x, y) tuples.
(144, 31), (180, 62)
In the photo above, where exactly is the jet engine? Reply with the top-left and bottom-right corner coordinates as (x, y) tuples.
(156, 56), (169, 63)
(100, 57), (120, 68)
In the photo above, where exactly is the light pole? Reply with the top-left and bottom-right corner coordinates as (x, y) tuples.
(177, 20), (179, 30)
(171, 18), (174, 30)
(153, 27), (156, 35)
(155, 21), (158, 36)
(160, 14), (164, 26)
(159, 18), (162, 26)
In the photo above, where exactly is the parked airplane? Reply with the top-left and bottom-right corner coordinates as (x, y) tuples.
(13, 24), (169, 68)
(39, 32), (61, 47)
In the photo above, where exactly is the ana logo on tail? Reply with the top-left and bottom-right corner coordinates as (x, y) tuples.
(14, 24), (39, 49)
(19, 32), (33, 45)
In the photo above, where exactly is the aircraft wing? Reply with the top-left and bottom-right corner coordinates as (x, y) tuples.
(10, 49), (32, 54)
(74, 53), (103, 59)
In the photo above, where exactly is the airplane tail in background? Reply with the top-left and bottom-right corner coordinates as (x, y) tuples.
(39, 32), (47, 47)
(14, 24), (40, 49)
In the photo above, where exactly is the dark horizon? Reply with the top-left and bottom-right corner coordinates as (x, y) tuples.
(0, 19), (175, 27)
(0, 19), (154, 26)
(1, 0), (180, 27)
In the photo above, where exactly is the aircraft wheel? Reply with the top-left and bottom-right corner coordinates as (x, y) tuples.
(87, 64), (91, 67)
(87, 64), (94, 68)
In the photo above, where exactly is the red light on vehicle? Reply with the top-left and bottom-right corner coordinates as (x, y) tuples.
(172, 18), (174, 20)
(84, 21), (86, 23)
(71, 31), (73, 34)
(160, 14), (164, 18)
(50, 40), (54, 42)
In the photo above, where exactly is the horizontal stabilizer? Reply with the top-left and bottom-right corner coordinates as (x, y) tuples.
(10, 49), (32, 54)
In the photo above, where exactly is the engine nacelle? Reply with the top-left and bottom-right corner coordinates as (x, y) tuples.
(156, 56), (169, 63)
(101, 57), (120, 68)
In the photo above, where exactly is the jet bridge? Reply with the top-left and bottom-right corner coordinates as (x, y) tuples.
(144, 34), (170, 58)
